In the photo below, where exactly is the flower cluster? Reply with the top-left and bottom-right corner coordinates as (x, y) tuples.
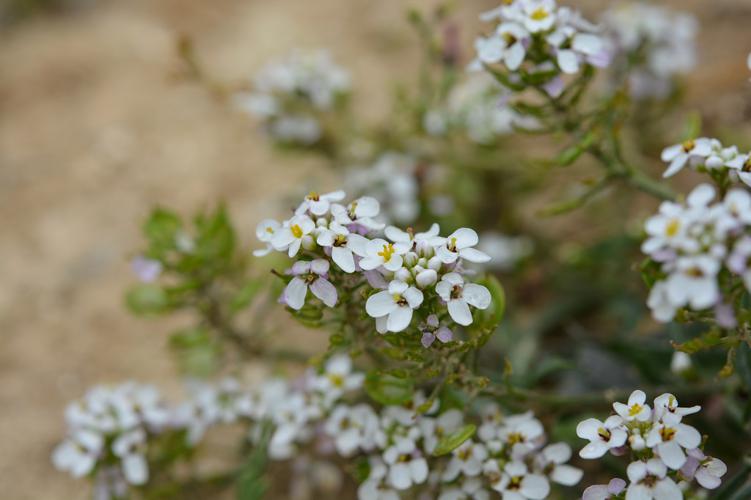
(602, 3), (697, 99)
(255, 190), (495, 337)
(578, 390), (726, 499)
(235, 49), (350, 145)
(471, 0), (610, 96)
(53, 383), (177, 497)
(642, 183), (751, 322)
(660, 137), (751, 187)
(423, 74), (539, 143)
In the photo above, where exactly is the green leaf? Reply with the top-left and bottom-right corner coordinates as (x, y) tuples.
(230, 280), (263, 313)
(364, 371), (414, 406)
(125, 284), (170, 316)
(672, 329), (723, 354)
(432, 424), (476, 456)
(236, 422), (272, 500)
(555, 131), (596, 166)
(168, 328), (220, 378)
(476, 275), (505, 333)
(144, 208), (182, 254)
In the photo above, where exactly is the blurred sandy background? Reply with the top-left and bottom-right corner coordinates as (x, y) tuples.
(0, 0), (749, 497)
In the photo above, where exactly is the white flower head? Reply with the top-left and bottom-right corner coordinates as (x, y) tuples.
(442, 440), (489, 482)
(359, 238), (408, 272)
(316, 222), (369, 273)
(613, 390), (651, 422)
(626, 459), (682, 500)
(680, 448), (727, 490)
(536, 442), (583, 486)
(366, 280), (424, 333)
(645, 419), (701, 470)
(436, 273), (492, 326)
(296, 190), (346, 217)
(436, 228), (491, 264)
(490, 460), (550, 499)
(581, 478), (626, 500)
(272, 215), (315, 257)
(382, 438), (429, 490)
(577, 415), (627, 459)
(283, 259), (337, 310)
(661, 138), (714, 178)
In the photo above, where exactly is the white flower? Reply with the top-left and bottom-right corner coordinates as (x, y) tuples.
(438, 477), (490, 500)
(253, 219), (281, 257)
(670, 352), (692, 374)
(383, 438), (429, 490)
(358, 459), (400, 500)
(283, 259), (338, 310)
(52, 429), (103, 478)
(577, 416), (627, 458)
(296, 190), (346, 216)
(272, 215), (315, 257)
(536, 442), (583, 486)
(436, 273), (492, 326)
(613, 390), (651, 422)
(680, 448), (727, 490)
(645, 419), (701, 470)
(652, 393), (700, 423)
(497, 411), (545, 457)
(661, 138), (714, 178)
(582, 478), (626, 500)
(385, 223), (442, 254)
(626, 459), (682, 500)
(324, 404), (380, 456)
(359, 238), (407, 272)
(443, 440), (489, 481)
(520, 0), (557, 33)
(366, 280), (424, 332)
(312, 354), (365, 403)
(316, 223), (369, 273)
(663, 255), (721, 311)
(112, 429), (148, 485)
(435, 228), (491, 264)
(489, 460), (550, 499)
(646, 281), (678, 323)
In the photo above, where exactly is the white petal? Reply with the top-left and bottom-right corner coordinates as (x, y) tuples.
(410, 458), (429, 483)
(579, 441), (608, 459)
(310, 278), (338, 307)
(348, 233), (370, 257)
(451, 228), (479, 249)
(366, 291), (396, 318)
(505, 42), (526, 70)
(661, 144), (683, 162)
(459, 247), (492, 263)
(388, 306), (413, 332)
(572, 33), (602, 55)
(284, 277), (308, 310)
(448, 299), (473, 326)
(520, 474), (550, 499)
(122, 454), (148, 485)
(657, 440), (686, 470)
(403, 287), (424, 308)
(543, 442), (571, 464)
(675, 424), (701, 449)
(663, 154), (688, 178)
(463, 284), (492, 309)
(557, 49), (580, 74)
(551, 464), (583, 486)
(654, 478), (682, 500)
(332, 247), (356, 273)
(389, 462), (412, 490)
(576, 418), (602, 441)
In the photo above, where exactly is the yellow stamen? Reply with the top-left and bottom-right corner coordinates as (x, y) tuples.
(660, 427), (677, 441)
(665, 219), (680, 237)
(628, 404), (643, 417)
(291, 224), (303, 238)
(265, 226), (274, 234)
(378, 243), (396, 261)
(597, 427), (612, 441)
(682, 140), (695, 153)
(306, 191), (319, 201)
(530, 7), (549, 20)
(507, 432), (525, 445)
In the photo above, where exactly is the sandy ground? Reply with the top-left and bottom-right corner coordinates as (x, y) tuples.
(0, 0), (750, 498)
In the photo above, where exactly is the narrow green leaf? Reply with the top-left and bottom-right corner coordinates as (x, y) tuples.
(364, 371), (414, 406)
(433, 424), (476, 456)
(125, 284), (169, 316)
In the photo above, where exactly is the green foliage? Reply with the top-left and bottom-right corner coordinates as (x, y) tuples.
(432, 424), (476, 456)
(236, 423), (272, 500)
(126, 284), (170, 316)
(168, 328), (221, 378)
(364, 371), (415, 406)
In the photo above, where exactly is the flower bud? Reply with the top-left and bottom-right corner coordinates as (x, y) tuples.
(427, 256), (442, 271)
(394, 268), (411, 283)
(416, 269), (438, 288)
(403, 252), (418, 267)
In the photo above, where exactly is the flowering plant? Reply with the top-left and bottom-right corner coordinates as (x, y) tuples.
(53, 1), (751, 499)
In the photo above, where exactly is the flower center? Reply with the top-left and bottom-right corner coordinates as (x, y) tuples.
(597, 427), (612, 441)
(665, 219), (680, 237)
(682, 140), (695, 153)
(448, 237), (458, 252)
(507, 432), (525, 445)
(660, 427), (677, 441)
(744, 157), (751, 172)
(393, 294), (408, 306)
(291, 224), (303, 239)
(328, 374), (344, 387)
(628, 403), (643, 417)
(378, 243), (396, 261)
(686, 266), (704, 278)
(503, 32), (517, 45)
(508, 476), (523, 490)
(333, 234), (347, 247)
(306, 191), (320, 201)
(458, 447), (472, 460)
(530, 7), (549, 20)
(397, 454), (411, 463)
(450, 284), (463, 300)
(265, 226), (275, 234)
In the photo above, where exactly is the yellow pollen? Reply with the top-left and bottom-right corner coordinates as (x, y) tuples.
(597, 427), (611, 441)
(378, 243), (396, 261)
(744, 158), (751, 172)
(530, 7), (549, 20)
(665, 218), (680, 237)
(682, 140), (695, 153)
(328, 374), (344, 387)
(686, 266), (704, 278)
(507, 432), (525, 445)
(291, 224), (303, 239)
(265, 226), (274, 234)
(660, 427), (677, 441)
(448, 237), (458, 251)
(628, 404), (643, 417)
(503, 33), (517, 45)
(306, 191), (319, 201)
(509, 476), (523, 490)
